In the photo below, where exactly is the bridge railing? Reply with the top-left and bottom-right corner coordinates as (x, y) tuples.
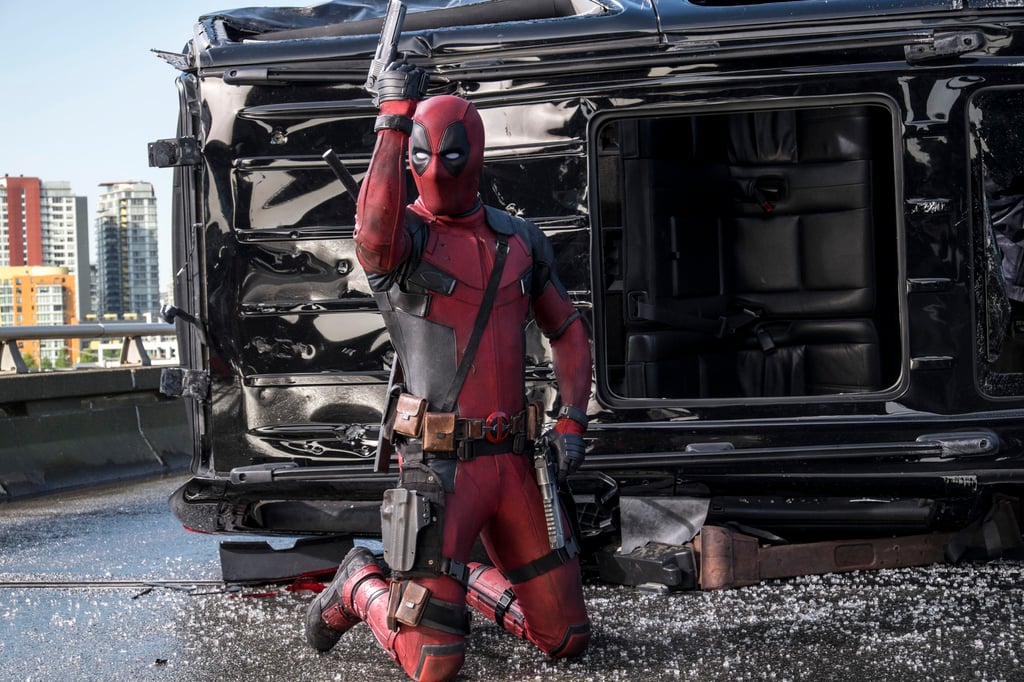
(0, 322), (176, 373)
(0, 322), (190, 499)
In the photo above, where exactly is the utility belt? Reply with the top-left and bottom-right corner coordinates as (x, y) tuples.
(388, 393), (542, 460)
(380, 394), (580, 613)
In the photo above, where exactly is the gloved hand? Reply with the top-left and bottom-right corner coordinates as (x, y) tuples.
(375, 60), (428, 112)
(543, 426), (586, 486)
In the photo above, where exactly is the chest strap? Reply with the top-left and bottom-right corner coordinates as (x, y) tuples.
(437, 235), (510, 413)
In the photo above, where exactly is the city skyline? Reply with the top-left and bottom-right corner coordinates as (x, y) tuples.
(0, 1), (302, 294)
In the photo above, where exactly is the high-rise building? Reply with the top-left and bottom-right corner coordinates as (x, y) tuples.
(0, 176), (91, 319)
(0, 265), (80, 366)
(94, 181), (160, 319)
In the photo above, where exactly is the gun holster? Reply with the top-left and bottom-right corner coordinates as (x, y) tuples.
(380, 488), (432, 573)
(380, 465), (446, 577)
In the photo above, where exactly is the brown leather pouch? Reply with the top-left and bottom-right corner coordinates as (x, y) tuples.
(422, 412), (456, 452)
(393, 581), (431, 627)
(386, 581), (402, 630)
(393, 393), (427, 438)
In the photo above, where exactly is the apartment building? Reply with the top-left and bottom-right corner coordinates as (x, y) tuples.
(94, 181), (160, 319)
(0, 176), (91, 319)
(0, 265), (79, 365)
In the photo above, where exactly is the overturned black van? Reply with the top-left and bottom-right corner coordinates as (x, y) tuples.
(153, 0), (1024, 586)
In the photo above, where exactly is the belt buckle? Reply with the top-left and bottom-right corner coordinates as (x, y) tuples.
(484, 411), (511, 444)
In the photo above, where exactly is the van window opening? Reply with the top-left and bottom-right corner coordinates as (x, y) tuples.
(593, 102), (901, 402)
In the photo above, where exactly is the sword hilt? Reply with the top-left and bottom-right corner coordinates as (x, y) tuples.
(534, 446), (565, 550)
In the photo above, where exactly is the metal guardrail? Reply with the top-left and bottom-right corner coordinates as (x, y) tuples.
(0, 323), (176, 374)
(1, 321), (190, 499)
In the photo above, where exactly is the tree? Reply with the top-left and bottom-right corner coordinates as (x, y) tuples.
(22, 352), (38, 371)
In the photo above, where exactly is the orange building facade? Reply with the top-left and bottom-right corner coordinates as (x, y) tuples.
(0, 266), (80, 366)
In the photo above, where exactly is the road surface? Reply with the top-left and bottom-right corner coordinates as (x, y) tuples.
(1, 475), (1022, 681)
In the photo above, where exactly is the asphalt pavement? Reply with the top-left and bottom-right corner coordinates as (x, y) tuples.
(1, 475), (1022, 681)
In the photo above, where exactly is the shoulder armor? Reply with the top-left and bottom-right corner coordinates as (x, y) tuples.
(484, 205), (532, 237)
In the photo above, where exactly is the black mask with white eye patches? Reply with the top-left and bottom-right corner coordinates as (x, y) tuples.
(410, 120), (471, 177)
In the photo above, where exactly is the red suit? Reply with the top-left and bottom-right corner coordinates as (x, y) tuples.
(305, 70), (592, 682)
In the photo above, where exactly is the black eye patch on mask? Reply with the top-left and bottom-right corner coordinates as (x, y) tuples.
(437, 121), (470, 176)
(410, 122), (431, 176)
(410, 121), (470, 177)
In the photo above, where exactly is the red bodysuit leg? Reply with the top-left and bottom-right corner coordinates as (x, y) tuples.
(353, 454), (500, 682)
(465, 453), (591, 657)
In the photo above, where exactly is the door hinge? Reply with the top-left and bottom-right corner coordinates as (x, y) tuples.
(160, 367), (210, 401)
(148, 136), (201, 167)
(905, 30), (984, 63)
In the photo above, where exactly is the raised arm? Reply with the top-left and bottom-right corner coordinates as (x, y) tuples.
(353, 63), (425, 275)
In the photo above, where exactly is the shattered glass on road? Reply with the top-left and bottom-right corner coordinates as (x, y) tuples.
(2, 476), (1022, 681)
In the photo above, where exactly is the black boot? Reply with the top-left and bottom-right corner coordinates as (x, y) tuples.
(304, 546), (385, 652)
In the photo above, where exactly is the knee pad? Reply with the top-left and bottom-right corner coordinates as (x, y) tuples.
(548, 621), (592, 659)
(409, 642), (465, 682)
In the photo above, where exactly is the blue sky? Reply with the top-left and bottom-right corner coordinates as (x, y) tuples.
(0, 1), (302, 290)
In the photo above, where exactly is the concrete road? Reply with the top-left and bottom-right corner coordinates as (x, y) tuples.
(1, 475), (1023, 681)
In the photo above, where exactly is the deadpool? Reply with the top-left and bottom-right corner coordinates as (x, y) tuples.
(304, 60), (593, 682)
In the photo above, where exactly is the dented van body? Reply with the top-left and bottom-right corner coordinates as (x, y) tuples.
(154, 0), (1024, 565)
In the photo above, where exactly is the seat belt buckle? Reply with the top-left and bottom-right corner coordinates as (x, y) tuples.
(755, 326), (777, 354)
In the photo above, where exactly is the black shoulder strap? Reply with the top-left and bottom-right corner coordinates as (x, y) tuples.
(438, 235), (510, 413)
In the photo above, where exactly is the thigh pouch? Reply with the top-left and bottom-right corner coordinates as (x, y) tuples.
(386, 580), (470, 635)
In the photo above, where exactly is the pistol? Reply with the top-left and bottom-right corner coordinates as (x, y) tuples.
(365, 0), (408, 95)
